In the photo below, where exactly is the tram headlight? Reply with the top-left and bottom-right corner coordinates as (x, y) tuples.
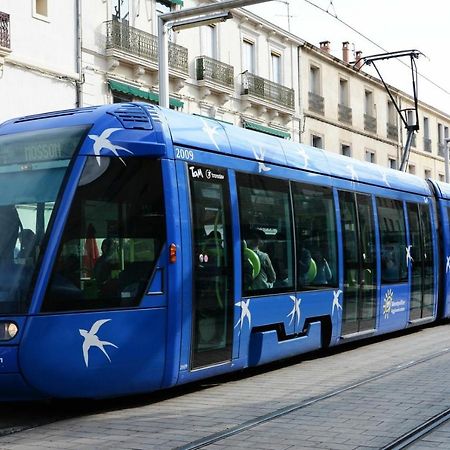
(0, 322), (18, 341)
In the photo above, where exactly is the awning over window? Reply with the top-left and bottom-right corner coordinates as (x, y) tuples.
(108, 80), (184, 109)
(243, 121), (290, 139)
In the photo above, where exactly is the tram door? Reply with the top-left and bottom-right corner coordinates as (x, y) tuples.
(339, 192), (377, 335)
(189, 165), (234, 369)
(407, 203), (434, 320)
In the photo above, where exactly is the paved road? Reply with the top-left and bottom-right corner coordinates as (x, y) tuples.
(1, 324), (450, 449)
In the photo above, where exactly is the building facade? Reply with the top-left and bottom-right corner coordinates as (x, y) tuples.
(0, 0), (449, 178)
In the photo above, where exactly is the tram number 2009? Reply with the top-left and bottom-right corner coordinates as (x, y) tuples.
(176, 148), (194, 160)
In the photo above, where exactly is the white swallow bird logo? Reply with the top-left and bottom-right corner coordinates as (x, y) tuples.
(446, 256), (450, 273)
(379, 168), (391, 187)
(297, 147), (310, 169)
(200, 118), (221, 151)
(332, 289), (343, 315)
(345, 164), (359, 181)
(88, 128), (134, 165)
(406, 245), (414, 267)
(252, 145), (271, 173)
(287, 295), (301, 326)
(79, 319), (118, 368)
(235, 299), (251, 332)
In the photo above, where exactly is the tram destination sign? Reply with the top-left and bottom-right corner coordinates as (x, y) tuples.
(0, 125), (88, 166)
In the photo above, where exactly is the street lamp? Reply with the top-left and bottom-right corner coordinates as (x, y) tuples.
(444, 137), (450, 183)
(158, 0), (273, 108)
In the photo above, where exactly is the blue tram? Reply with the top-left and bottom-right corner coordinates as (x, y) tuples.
(0, 102), (448, 400)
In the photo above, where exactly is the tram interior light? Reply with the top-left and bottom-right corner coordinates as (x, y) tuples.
(0, 322), (18, 341)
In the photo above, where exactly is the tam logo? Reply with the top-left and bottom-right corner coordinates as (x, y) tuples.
(189, 166), (204, 179)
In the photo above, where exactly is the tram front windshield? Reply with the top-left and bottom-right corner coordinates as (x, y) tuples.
(0, 126), (88, 314)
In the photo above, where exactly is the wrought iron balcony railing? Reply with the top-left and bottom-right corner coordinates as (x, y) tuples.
(308, 92), (324, 115)
(242, 73), (295, 109)
(364, 114), (377, 133)
(338, 104), (352, 124)
(196, 56), (234, 89)
(0, 12), (10, 49)
(423, 137), (432, 153)
(387, 122), (398, 141)
(105, 20), (188, 74)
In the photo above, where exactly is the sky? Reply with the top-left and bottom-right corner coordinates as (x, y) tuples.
(245, 0), (450, 115)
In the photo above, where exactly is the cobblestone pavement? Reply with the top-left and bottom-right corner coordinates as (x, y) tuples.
(0, 324), (450, 450)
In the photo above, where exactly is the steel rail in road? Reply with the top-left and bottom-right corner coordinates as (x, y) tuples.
(176, 347), (450, 450)
(381, 407), (450, 450)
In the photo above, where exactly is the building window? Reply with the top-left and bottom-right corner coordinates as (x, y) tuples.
(271, 52), (281, 84)
(243, 39), (255, 74)
(388, 157), (397, 169)
(424, 169), (432, 179)
(311, 134), (323, 149)
(112, 0), (129, 21)
(364, 90), (374, 115)
(365, 150), (376, 163)
(341, 144), (351, 157)
(387, 100), (396, 124)
(439, 174), (445, 182)
(423, 117), (431, 152)
(202, 25), (217, 59)
(339, 78), (349, 106)
(408, 164), (416, 175)
(309, 65), (321, 95)
(438, 123), (444, 155)
(33, 0), (48, 18)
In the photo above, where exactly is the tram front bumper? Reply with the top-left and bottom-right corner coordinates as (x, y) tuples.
(0, 346), (45, 401)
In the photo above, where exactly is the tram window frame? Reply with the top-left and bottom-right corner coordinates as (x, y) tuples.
(293, 183), (338, 290)
(237, 172), (294, 296)
(41, 157), (166, 313)
(377, 197), (408, 284)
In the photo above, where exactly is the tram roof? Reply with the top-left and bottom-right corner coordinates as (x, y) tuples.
(0, 103), (432, 197)
(429, 179), (450, 200)
(160, 107), (431, 196)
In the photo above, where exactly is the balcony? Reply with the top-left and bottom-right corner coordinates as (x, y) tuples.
(0, 12), (11, 56)
(387, 122), (398, 141)
(364, 114), (377, 134)
(242, 72), (295, 114)
(438, 143), (446, 157)
(338, 104), (352, 125)
(423, 137), (432, 153)
(308, 92), (324, 115)
(196, 56), (234, 101)
(105, 20), (188, 78)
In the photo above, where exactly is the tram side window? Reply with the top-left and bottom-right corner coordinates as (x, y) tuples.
(42, 157), (165, 312)
(293, 183), (337, 289)
(377, 198), (407, 283)
(237, 173), (294, 295)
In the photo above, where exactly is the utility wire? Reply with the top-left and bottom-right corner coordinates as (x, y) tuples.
(303, 0), (450, 95)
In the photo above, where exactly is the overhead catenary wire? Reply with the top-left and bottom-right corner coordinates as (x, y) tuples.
(303, 0), (450, 95)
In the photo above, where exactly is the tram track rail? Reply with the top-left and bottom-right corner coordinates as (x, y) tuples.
(176, 346), (450, 450)
(381, 407), (450, 450)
